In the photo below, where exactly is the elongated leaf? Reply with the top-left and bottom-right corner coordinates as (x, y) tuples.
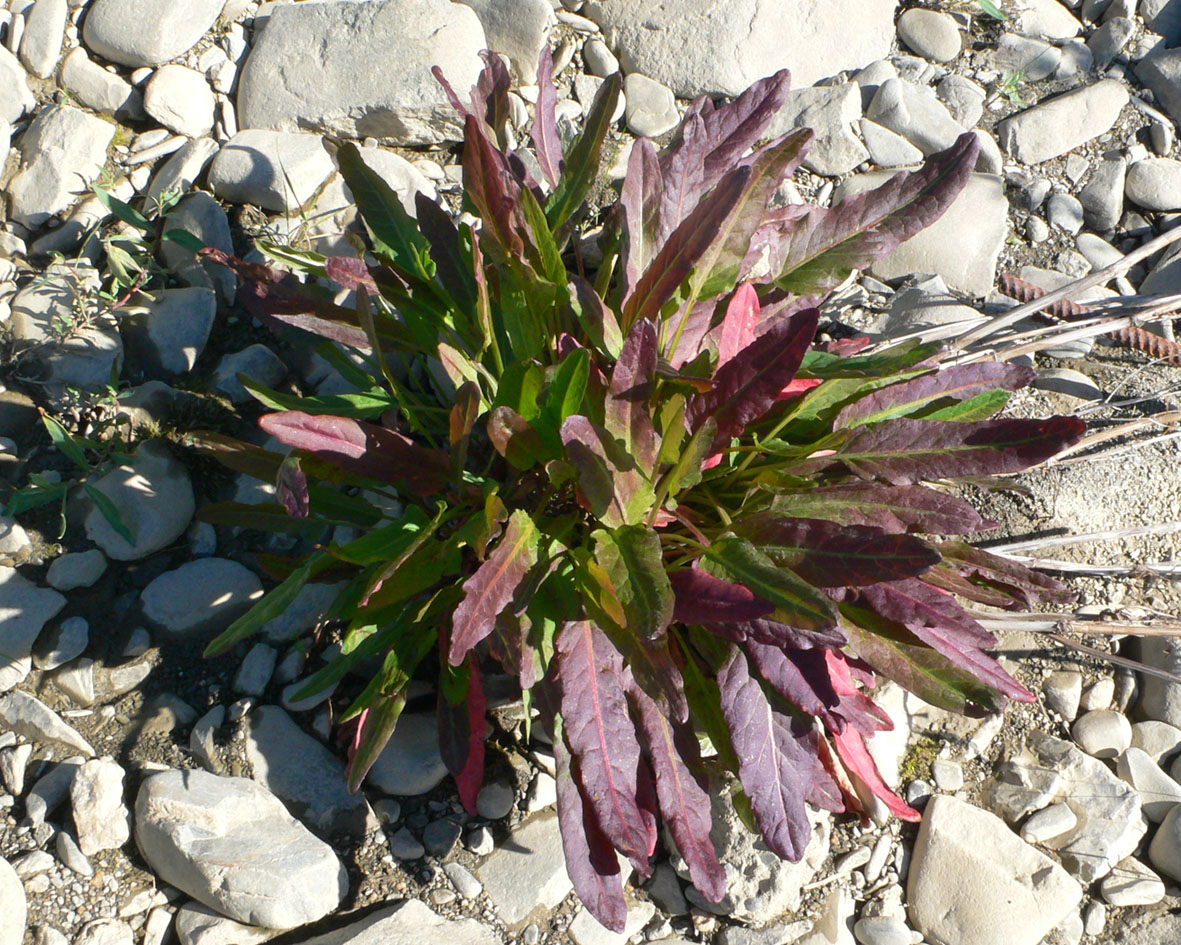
(93, 182), (152, 231)
(823, 648), (893, 736)
(570, 276), (624, 359)
(629, 682), (726, 902)
(259, 411), (450, 497)
(936, 539), (1075, 605)
(554, 731), (627, 932)
(655, 416), (715, 500)
(796, 339), (942, 380)
(835, 362), (1035, 429)
(815, 416), (1086, 485)
(771, 482), (987, 534)
(325, 255), (378, 292)
(546, 72), (621, 230)
(710, 617), (847, 650)
(349, 690), (407, 792)
(557, 620), (658, 867)
(205, 558), (319, 656)
(716, 283), (760, 369)
(703, 537), (837, 631)
(758, 133), (980, 297)
(669, 568), (774, 624)
(623, 167), (752, 329)
(534, 44), (562, 189)
(463, 114), (527, 260)
(858, 581), (1032, 702)
(620, 137), (663, 303)
(605, 319), (659, 473)
(449, 510), (540, 665)
(438, 658), (487, 815)
(197, 501), (327, 537)
(81, 482), (135, 546)
(538, 348), (590, 451)
(686, 307), (820, 449)
(416, 196), (478, 321)
(830, 722), (920, 822)
(240, 376), (394, 419)
(594, 526), (673, 639)
(717, 645), (813, 860)
(42, 416), (89, 472)
(744, 641), (840, 719)
(561, 415), (654, 528)
(736, 515), (941, 586)
(840, 603), (1006, 715)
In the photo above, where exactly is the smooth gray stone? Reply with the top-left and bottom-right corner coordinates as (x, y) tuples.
(143, 65), (215, 138)
(866, 77), (965, 156)
(54, 830), (93, 877)
(456, 0), (551, 82)
(237, 0), (485, 146)
(243, 705), (371, 837)
(46, 550), (107, 592)
(81, 0), (225, 67)
(25, 757), (85, 825)
(160, 192), (236, 302)
(1126, 157), (1181, 211)
(996, 80), (1128, 164)
(860, 118), (923, 169)
(364, 713), (448, 796)
(444, 861), (483, 899)
(83, 442), (195, 561)
(1019, 802), (1077, 844)
(1045, 193), (1084, 234)
(173, 902), (277, 945)
(1137, 46), (1181, 126)
(1079, 156), (1125, 231)
(0, 568), (66, 692)
(211, 344), (287, 404)
(1140, 636), (1181, 727)
(623, 71), (679, 138)
(19, 0), (67, 78)
(135, 769), (347, 928)
(145, 137), (220, 203)
(34, 615), (89, 671)
(1043, 670), (1083, 721)
(767, 82), (868, 176)
(478, 813), (572, 924)
(207, 130), (335, 213)
(233, 644), (276, 697)
(1032, 368), (1101, 402)
(1116, 747), (1181, 821)
(0, 691), (93, 755)
(141, 559), (261, 638)
(1100, 857), (1167, 906)
(1149, 803), (1181, 880)
(992, 32), (1060, 81)
(0, 46), (34, 123)
(59, 47), (143, 118)
(0, 855), (26, 945)
(937, 74), (984, 128)
(123, 287), (217, 381)
(423, 818), (462, 856)
(1011, 0), (1083, 39)
(1088, 16), (1134, 69)
(583, 0), (897, 96)
(897, 8), (961, 62)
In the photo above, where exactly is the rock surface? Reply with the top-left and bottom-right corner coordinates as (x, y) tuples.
(0, 569), (66, 692)
(82, 0), (225, 67)
(478, 813), (572, 925)
(134, 769), (348, 928)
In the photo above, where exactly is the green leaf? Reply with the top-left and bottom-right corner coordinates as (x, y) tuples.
(93, 183), (153, 232)
(537, 348), (589, 452)
(82, 482), (135, 546)
(654, 417), (715, 505)
(519, 184), (566, 284)
(42, 416), (90, 473)
(196, 501), (332, 537)
(796, 340), (941, 379)
(922, 389), (1010, 422)
(162, 228), (208, 253)
(239, 375), (395, 418)
(546, 72), (621, 231)
(594, 525), (674, 639)
(205, 556), (327, 656)
(347, 690), (408, 792)
(979, 0), (1007, 21)
(702, 537), (838, 631)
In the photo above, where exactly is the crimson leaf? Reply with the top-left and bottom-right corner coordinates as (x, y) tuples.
(936, 539), (1075, 606)
(437, 658), (486, 815)
(772, 482), (988, 534)
(669, 568), (775, 624)
(605, 319), (660, 474)
(557, 620), (658, 868)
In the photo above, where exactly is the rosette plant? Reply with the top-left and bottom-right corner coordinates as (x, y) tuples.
(194, 52), (1085, 929)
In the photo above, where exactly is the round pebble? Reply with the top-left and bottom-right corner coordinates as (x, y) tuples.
(476, 781), (515, 820)
(1071, 709), (1131, 759)
(854, 916), (913, 945)
(897, 8), (962, 62)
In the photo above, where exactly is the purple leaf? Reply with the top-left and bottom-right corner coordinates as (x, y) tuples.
(655, 114), (708, 251)
(554, 733), (628, 932)
(533, 45), (563, 189)
(744, 641), (840, 719)
(571, 276), (625, 358)
(935, 539), (1075, 606)
(258, 412), (449, 496)
(561, 415), (653, 528)
(620, 137), (663, 304)
(686, 307), (819, 449)
(462, 113), (526, 260)
(472, 49), (512, 144)
(751, 133), (980, 297)
(835, 362), (1036, 429)
(275, 456), (309, 519)
(817, 416), (1087, 485)
(715, 618), (848, 650)
(772, 482), (989, 534)
(858, 580), (1033, 702)
(629, 682), (727, 903)
(557, 620), (658, 868)
(736, 515), (941, 586)
(325, 255), (378, 292)
(717, 646), (814, 860)
(623, 165), (753, 328)
(594, 525), (673, 640)
(449, 510), (540, 666)
(669, 568), (775, 624)
(605, 319), (660, 474)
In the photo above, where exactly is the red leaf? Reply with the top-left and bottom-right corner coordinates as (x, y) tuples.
(716, 283), (760, 369)
(824, 648), (893, 736)
(687, 307), (820, 449)
(258, 412), (449, 496)
(325, 255), (378, 292)
(620, 137), (664, 304)
(438, 659), (487, 815)
(449, 511), (539, 666)
(629, 682), (727, 903)
(462, 113), (526, 259)
(831, 723), (920, 822)
(557, 621), (658, 869)
(935, 539), (1075, 606)
(717, 646), (813, 860)
(713, 617), (848, 650)
(669, 568), (775, 624)
(554, 734), (627, 932)
(744, 642), (840, 719)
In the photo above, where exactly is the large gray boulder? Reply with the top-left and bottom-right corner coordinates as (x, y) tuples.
(237, 0), (486, 146)
(82, 0), (226, 68)
(584, 0), (898, 97)
(135, 769), (347, 929)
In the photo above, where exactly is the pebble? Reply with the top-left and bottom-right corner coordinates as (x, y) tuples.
(54, 831), (93, 877)
(141, 559), (263, 639)
(477, 780), (516, 820)
(1045, 193), (1084, 234)
(0, 691), (93, 755)
(25, 757), (85, 825)
(1126, 157), (1181, 211)
(82, 0), (224, 67)
(390, 827), (425, 860)
(467, 824), (494, 856)
(70, 758), (131, 855)
(1141, 637), (1181, 727)
(623, 72), (677, 138)
(866, 77), (965, 156)
(860, 118), (923, 169)
(1032, 368), (1102, 402)
(1116, 747), (1181, 821)
(993, 32), (1061, 81)
(583, 37), (618, 77)
(124, 288), (217, 380)
(0, 744), (30, 796)
(931, 759), (963, 792)
(1100, 856), (1167, 906)
(18, 0), (65, 78)
(853, 916), (912, 945)
(142, 64), (215, 137)
(997, 79), (1128, 164)
(135, 768), (348, 927)
(444, 861), (483, 899)
(1132, 720), (1181, 763)
(1078, 156), (1126, 231)
(1071, 709), (1132, 758)
(233, 644), (277, 697)
(365, 714), (448, 796)
(172, 902), (276, 945)
(897, 9), (961, 62)
(423, 818), (462, 856)
(0, 569), (66, 692)
(211, 345), (287, 404)
(1019, 802), (1077, 844)
(1076, 233), (1122, 271)
(34, 616), (89, 672)
(771, 83), (868, 177)
(45, 550), (107, 592)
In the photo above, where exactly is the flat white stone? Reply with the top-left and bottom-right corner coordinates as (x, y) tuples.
(1100, 857), (1167, 907)
(46, 549), (107, 591)
(207, 130), (335, 213)
(0, 691), (93, 756)
(282, 900), (500, 945)
(997, 80), (1128, 164)
(82, 0), (225, 67)
(143, 65), (215, 138)
(140, 558), (262, 638)
(478, 813), (572, 925)
(0, 855), (26, 945)
(71, 758), (131, 856)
